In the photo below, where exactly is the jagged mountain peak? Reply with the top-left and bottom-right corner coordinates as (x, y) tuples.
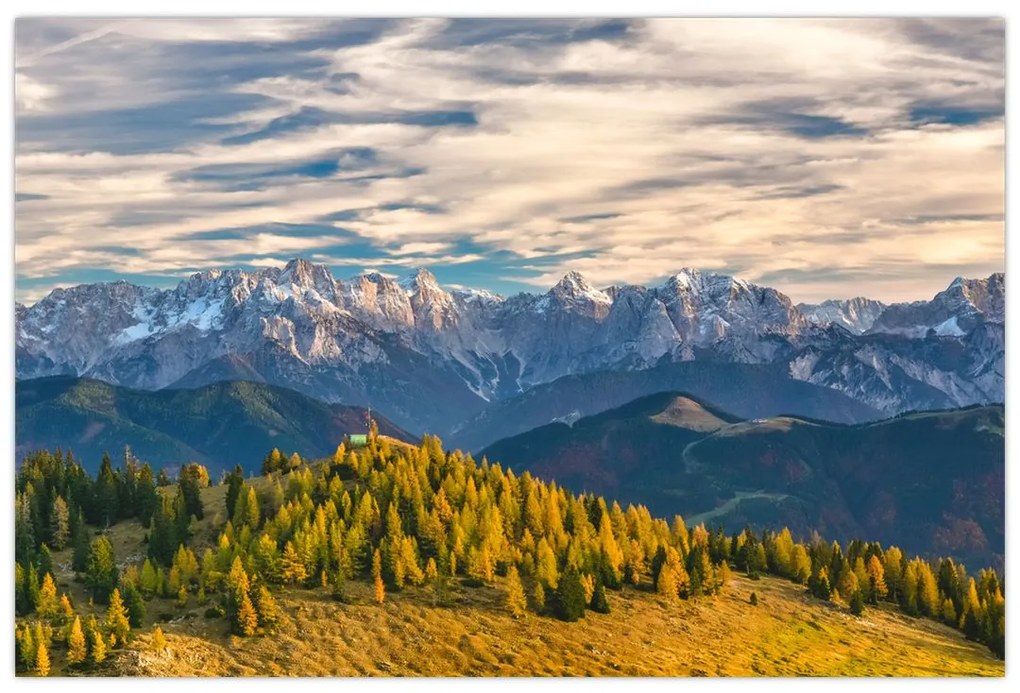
(278, 258), (334, 287)
(550, 270), (611, 304)
(400, 267), (442, 295)
(799, 296), (887, 334)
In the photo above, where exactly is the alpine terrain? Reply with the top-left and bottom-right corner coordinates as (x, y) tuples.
(15, 260), (1004, 437)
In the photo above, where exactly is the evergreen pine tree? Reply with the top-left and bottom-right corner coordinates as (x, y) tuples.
(122, 582), (146, 627)
(178, 463), (209, 520)
(225, 465), (245, 518)
(589, 576), (610, 614)
(136, 464), (159, 526)
(96, 452), (120, 526)
(849, 588), (866, 616)
(552, 568), (587, 622)
(85, 536), (119, 603)
(37, 544), (54, 581)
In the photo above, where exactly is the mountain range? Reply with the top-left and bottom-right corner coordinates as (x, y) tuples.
(15, 259), (1004, 436)
(481, 392), (1004, 568)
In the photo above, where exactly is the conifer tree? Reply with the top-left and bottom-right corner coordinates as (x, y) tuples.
(254, 584), (280, 630)
(105, 588), (131, 647)
(590, 576), (610, 614)
(67, 616), (86, 666)
(225, 465), (245, 518)
(532, 582), (547, 614)
(122, 582), (145, 627)
(50, 495), (70, 550)
(552, 567), (587, 622)
(790, 544), (812, 584)
(140, 559), (160, 597)
(95, 452), (120, 526)
(36, 573), (58, 619)
(883, 547), (905, 602)
(849, 588), (866, 616)
(942, 597), (958, 625)
(18, 622), (35, 671)
(178, 463), (209, 520)
(535, 538), (559, 589)
(151, 626), (168, 653)
(89, 622), (107, 664)
(373, 549), (386, 604)
(808, 567), (832, 601)
(866, 555), (888, 603)
(35, 639), (51, 677)
(136, 464), (159, 525)
(235, 591), (259, 636)
(37, 545), (54, 585)
(504, 565), (528, 618)
(59, 594), (74, 620)
(85, 536), (118, 603)
(280, 541), (308, 585)
(657, 564), (679, 602)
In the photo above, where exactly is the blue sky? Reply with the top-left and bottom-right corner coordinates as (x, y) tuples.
(14, 18), (1004, 304)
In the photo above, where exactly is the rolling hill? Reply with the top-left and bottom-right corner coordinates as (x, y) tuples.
(28, 459), (1005, 677)
(15, 376), (414, 474)
(449, 361), (883, 452)
(480, 393), (1004, 568)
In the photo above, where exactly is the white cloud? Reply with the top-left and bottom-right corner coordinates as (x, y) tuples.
(14, 18), (1004, 304)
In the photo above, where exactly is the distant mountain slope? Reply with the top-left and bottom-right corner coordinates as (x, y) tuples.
(451, 362), (882, 452)
(15, 377), (414, 474)
(481, 393), (1003, 567)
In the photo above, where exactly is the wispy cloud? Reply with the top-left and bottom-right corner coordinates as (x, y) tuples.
(15, 18), (1004, 303)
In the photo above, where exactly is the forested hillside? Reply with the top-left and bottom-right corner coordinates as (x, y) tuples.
(15, 377), (413, 473)
(482, 393), (1004, 569)
(13, 431), (1004, 677)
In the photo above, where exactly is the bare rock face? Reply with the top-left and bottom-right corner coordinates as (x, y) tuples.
(15, 259), (1004, 434)
(799, 297), (887, 334)
(867, 273), (1004, 337)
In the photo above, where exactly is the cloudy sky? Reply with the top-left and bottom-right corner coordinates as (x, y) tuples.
(14, 18), (1004, 304)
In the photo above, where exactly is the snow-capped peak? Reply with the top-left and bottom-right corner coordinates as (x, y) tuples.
(400, 267), (442, 296)
(550, 271), (611, 305)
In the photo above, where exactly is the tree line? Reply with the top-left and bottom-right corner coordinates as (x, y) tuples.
(13, 434), (1005, 675)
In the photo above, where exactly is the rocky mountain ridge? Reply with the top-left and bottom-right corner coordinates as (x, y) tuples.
(16, 259), (1004, 434)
